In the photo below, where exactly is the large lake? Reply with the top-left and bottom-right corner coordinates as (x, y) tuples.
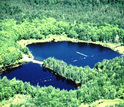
(1, 42), (121, 90)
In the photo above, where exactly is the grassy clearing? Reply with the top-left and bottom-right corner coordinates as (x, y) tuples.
(80, 99), (124, 107)
(0, 94), (32, 107)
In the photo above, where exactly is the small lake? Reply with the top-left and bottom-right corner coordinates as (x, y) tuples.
(1, 42), (121, 90)
(28, 42), (120, 68)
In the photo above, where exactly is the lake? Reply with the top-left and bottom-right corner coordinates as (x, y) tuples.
(1, 42), (121, 90)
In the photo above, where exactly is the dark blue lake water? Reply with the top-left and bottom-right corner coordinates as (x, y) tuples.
(1, 42), (121, 90)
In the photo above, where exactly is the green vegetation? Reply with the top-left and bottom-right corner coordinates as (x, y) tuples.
(0, 0), (124, 106)
(0, 0), (124, 70)
(81, 99), (124, 107)
(43, 57), (96, 84)
(0, 36), (30, 72)
(0, 77), (80, 107)
(1, 0), (124, 29)
(0, 57), (124, 106)
(1, 18), (124, 42)
(43, 57), (124, 101)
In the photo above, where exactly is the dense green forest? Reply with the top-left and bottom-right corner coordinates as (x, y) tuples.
(0, 57), (124, 107)
(0, 57), (124, 106)
(43, 57), (94, 84)
(0, 0), (124, 68)
(43, 57), (124, 100)
(0, 0), (124, 106)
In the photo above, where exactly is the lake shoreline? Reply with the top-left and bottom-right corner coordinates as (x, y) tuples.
(1, 36), (123, 73)
(18, 36), (124, 55)
(43, 67), (81, 88)
(0, 62), (22, 75)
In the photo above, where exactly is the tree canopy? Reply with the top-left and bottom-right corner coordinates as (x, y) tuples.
(0, 0), (124, 106)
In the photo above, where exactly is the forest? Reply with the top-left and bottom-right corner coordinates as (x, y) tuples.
(0, 0), (124, 68)
(0, 57), (124, 106)
(43, 57), (124, 101)
(0, 0), (124, 106)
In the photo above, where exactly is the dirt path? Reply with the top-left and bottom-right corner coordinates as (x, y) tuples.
(22, 54), (43, 65)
